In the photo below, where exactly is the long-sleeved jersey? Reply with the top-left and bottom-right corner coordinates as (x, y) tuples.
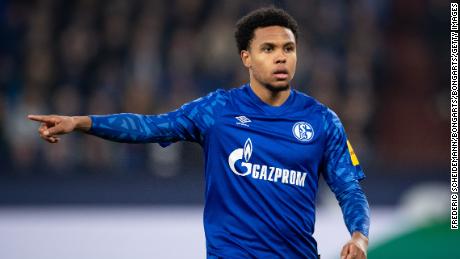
(89, 83), (370, 258)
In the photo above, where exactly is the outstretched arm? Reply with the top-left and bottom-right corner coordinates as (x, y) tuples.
(86, 113), (201, 144)
(28, 112), (201, 145)
(28, 89), (229, 145)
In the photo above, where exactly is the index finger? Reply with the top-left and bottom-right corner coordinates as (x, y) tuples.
(28, 115), (57, 123)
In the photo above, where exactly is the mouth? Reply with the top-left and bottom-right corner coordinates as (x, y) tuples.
(273, 69), (289, 80)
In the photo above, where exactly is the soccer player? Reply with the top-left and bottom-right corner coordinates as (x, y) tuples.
(28, 7), (369, 259)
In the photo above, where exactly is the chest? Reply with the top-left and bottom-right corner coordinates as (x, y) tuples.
(207, 111), (326, 172)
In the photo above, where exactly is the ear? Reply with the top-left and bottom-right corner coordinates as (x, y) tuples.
(241, 50), (251, 69)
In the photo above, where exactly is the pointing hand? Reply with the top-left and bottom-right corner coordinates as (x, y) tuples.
(27, 115), (77, 143)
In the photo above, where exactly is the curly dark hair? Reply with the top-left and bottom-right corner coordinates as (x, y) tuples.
(234, 7), (299, 53)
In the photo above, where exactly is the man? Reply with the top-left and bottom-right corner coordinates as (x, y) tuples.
(29, 7), (369, 259)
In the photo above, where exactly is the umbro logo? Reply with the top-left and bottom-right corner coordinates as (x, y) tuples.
(235, 116), (251, 127)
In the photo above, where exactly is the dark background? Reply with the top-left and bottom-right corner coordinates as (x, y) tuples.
(0, 0), (449, 206)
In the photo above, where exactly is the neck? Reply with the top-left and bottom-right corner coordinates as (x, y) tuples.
(249, 79), (291, 107)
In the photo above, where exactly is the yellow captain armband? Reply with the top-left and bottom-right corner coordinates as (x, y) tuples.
(346, 140), (360, 166)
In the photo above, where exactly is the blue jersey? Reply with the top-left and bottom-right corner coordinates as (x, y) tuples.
(89, 84), (370, 258)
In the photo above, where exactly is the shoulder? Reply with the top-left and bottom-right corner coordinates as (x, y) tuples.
(293, 89), (343, 129)
(206, 88), (231, 102)
(293, 90), (330, 116)
(181, 88), (230, 112)
(193, 88), (230, 104)
(226, 84), (247, 98)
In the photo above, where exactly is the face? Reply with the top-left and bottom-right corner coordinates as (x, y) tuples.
(241, 25), (297, 92)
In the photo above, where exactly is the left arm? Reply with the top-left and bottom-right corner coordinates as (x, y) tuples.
(321, 108), (370, 259)
(334, 180), (370, 259)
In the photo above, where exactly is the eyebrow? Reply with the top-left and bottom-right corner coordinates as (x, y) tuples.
(259, 41), (295, 47)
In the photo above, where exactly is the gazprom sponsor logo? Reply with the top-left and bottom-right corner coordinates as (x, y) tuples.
(228, 138), (307, 187)
(228, 138), (252, 176)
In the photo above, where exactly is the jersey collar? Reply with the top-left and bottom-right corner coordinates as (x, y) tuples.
(243, 83), (296, 115)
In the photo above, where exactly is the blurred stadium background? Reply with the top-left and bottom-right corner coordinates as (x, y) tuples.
(0, 0), (454, 258)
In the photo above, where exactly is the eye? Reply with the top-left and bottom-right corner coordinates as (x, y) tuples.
(262, 46), (273, 53)
(284, 45), (295, 52)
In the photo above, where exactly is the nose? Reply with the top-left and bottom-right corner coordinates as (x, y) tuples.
(275, 50), (287, 64)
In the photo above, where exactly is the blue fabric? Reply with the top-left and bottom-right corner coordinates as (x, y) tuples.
(89, 83), (370, 258)
(334, 180), (370, 237)
(88, 89), (227, 145)
(321, 108), (369, 237)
